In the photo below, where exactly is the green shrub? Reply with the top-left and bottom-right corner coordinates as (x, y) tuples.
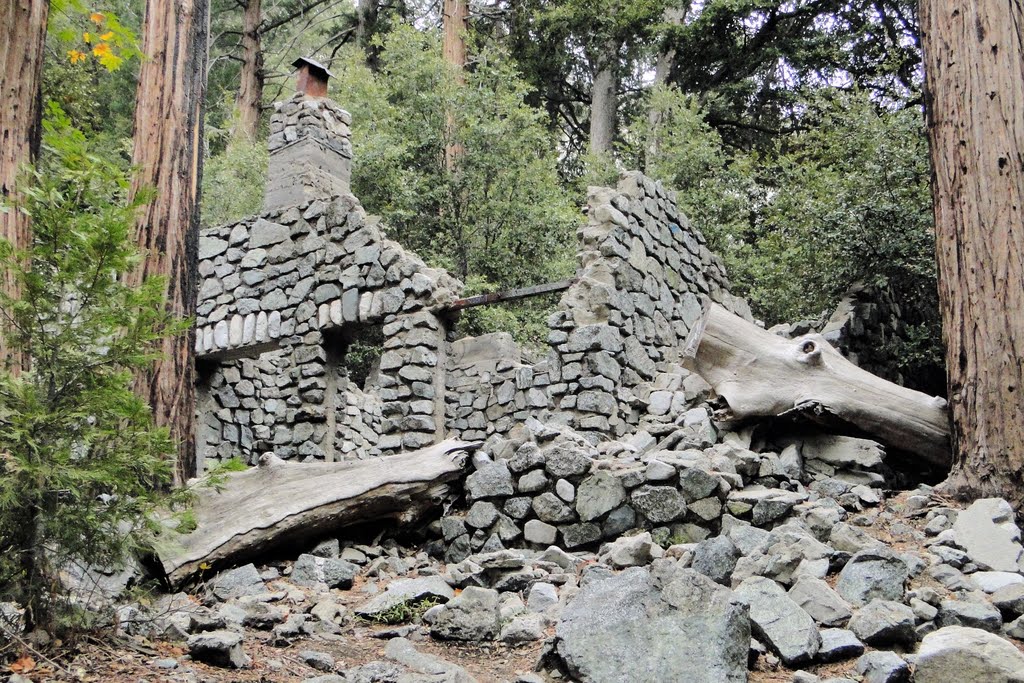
(0, 105), (184, 634)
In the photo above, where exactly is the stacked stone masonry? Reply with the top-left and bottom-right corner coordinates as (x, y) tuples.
(444, 172), (752, 445)
(195, 189), (461, 470)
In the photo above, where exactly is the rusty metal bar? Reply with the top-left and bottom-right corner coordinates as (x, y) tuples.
(446, 278), (577, 311)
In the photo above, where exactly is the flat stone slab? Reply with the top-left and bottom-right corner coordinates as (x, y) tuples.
(952, 498), (1024, 572)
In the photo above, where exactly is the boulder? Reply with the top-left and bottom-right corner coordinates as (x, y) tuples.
(355, 577), (454, 619)
(430, 587), (501, 641)
(952, 498), (1024, 572)
(734, 576), (821, 666)
(576, 472), (627, 521)
(186, 630), (250, 668)
(788, 576), (853, 627)
(848, 600), (916, 646)
(855, 650), (910, 683)
(291, 554), (357, 589)
(691, 536), (740, 585)
(599, 532), (661, 569)
(816, 628), (864, 662)
(937, 599), (1003, 632)
(209, 564), (266, 600)
(552, 567), (749, 682)
(631, 485), (687, 523)
(835, 549), (907, 606)
(914, 626), (1024, 683)
(465, 462), (514, 501)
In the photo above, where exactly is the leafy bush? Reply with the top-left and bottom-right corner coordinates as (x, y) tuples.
(0, 106), (183, 634)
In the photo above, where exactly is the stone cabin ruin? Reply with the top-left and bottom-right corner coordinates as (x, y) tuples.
(193, 84), (753, 474)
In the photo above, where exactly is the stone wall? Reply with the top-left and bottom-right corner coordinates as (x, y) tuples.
(444, 172), (752, 446)
(195, 185), (461, 470)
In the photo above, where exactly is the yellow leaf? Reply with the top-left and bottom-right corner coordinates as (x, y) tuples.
(100, 31), (114, 41)
(90, 12), (105, 24)
(92, 42), (111, 57)
(198, 562), (211, 571)
(67, 49), (87, 64)
(83, 31), (92, 43)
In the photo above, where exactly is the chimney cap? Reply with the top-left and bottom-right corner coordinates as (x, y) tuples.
(291, 56), (334, 80)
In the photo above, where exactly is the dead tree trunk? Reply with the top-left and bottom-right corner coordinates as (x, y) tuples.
(0, 0), (48, 373)
(920, 0), (1024, 507)
(232, 0), (264, 141)
(683, 303), (951, 467)
(129, 0), (210, 482)
(156, 440), (478, 586)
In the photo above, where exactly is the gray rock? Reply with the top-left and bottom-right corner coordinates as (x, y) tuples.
(524, 520), (558, 545)
(855, 651), (910, 683)
(645, 459), (676, 482)
(241, 602), (288, 628)
(533, 492), (576, 524)
(603, 505), (637, 537)
(187, 630), (250, 668)
(291, 554), (357, 589)
(465, 462), (514, 501)
(544, 443), (593, 478)
(555, 478), (575, 502)
(210, 564), (266, 600)
(500, 613), (546, 643)
(677, 468), (719, 503)
(816, 628), (864, 662)
(385, 637), (477, 683)
(465, 501), (500, 529)
(430, 587), (501, 641)
(600, 532), (661, 569)
(527, 583), (558, 613)
(788, 576), (853, 627)
(848, 600), (917, 646)
(937, 599), (1003, 632)
(561, 522), (601, 548)
(734, 576), (821, 666)
(576, 472), (626, 521)
(517, 469), (548, 493)
(835, 549), (907, 606)
(991, 583), (1024, 618)
(355, 577), (454, 618)
(632, 485), (688, 523)
(914, 626), (1024, 683)
(952, 498), (1024, 572)
(552, 567), (749, 682)
(691, 536), (739, 585)
(300, 650), (336, 672)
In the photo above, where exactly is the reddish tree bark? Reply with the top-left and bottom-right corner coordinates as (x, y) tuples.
(0, 0), (48, 373)
(232, 0), (263, 141)
(920, 0), (1024, 506)
(129, 0), (210, 481)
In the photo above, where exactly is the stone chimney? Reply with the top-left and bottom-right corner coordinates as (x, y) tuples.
(263, 57), (353, 212)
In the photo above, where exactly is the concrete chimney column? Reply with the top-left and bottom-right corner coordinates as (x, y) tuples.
(263, 57), (352, 212)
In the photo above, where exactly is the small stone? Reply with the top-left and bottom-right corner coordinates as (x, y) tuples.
(632, 485), (687, 523)
(816, 628), (864, 662)
(735, 576), (821, 666)
(524, 520), (558, 545)
(937, 599), (1003, 632)
(576, 472), (627, 521)
(299, 650), (336, 673)
(788, 576), (853, 627)
(291, 554), (357, 589)
(690, 536), (739, 585)
(855, 650), (910, 683)
(465, 462), (514, 500)
(430, 587), (501, 641)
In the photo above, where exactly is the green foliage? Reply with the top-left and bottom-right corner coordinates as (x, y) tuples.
(201, 135), (269, 226)
(330, 26), (581, 340)
(0, 106), (184, 634)
(631, 87), (936, 333)
(367, 596), (443, 625)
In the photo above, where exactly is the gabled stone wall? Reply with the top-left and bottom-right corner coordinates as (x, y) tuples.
(195, 187), (461, 470)
(444, 172), (752, 446)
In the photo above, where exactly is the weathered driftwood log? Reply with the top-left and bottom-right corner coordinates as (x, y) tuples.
(155, 440), (479, 586)
(683, 302), (950, 468)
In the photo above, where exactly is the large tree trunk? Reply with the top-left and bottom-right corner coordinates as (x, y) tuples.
(920, 0), (1024, 507)
(155, 440), (477, 586)
(646, 7), (685, 165)
(442, 0), (467, 171)
(684, 303), (951, 467)
(129, 0), (210, 483)
(0, 0), (48, 374)
(589, 55), (617, 157)
(232, 0), (264, 141)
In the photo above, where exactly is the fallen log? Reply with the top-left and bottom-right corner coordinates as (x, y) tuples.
(154, 440), (479, 587)
(682, 302), (950, 468)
